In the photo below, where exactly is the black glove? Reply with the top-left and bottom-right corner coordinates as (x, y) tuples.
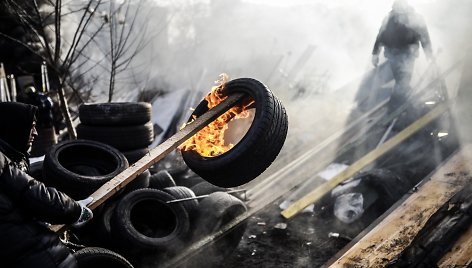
(72, 197), (93, 228)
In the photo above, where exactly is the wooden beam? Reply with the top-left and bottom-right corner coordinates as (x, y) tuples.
(50, 92), (245, 233)
(437, 222), (472, 267)
(281, 102), (448, 219)
(327, 144), (472, 267)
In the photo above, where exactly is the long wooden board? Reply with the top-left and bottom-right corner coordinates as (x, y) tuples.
(50, 92), (245, 233)
(327, 143), (472, 267)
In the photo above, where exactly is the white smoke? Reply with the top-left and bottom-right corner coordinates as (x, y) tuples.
(65, 0), (471, 159)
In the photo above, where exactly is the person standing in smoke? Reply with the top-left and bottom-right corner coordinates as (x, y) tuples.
(371, 0), (434, 107)
(0, 102), (93, 267)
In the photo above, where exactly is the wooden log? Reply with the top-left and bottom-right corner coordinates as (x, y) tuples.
(327, 143), (472, 268)
(438, 222), (472, 267)
(50, 92), (245, 233)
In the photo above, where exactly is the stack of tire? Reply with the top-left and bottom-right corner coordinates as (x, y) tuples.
(96, 185), (248, 267)
(37, 138), (248, 267)
(64, 78), (288, 266)
(77, 102), (153, 163)
(77, 102), (154, 191)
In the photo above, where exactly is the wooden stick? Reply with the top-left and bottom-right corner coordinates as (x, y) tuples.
(50, 92), (245, 233)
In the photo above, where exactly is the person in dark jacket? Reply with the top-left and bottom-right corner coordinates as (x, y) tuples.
(0, 102), (93, 268)
(371, 0), (434, 106)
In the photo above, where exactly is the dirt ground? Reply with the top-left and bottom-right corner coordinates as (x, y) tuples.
(180, 200), (353, 268)
(223, 204), (348, 268)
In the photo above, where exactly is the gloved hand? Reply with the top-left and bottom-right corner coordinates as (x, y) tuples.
(72, 197), (94, 228)
(372, 54), (379, 67)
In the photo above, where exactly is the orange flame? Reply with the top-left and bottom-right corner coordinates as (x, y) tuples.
(178, 74), (254, 157)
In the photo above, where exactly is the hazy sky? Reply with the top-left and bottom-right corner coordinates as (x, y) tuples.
(104, 0), (471, 105)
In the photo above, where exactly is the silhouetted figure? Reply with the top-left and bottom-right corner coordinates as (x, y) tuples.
(372, 0), (433, 106)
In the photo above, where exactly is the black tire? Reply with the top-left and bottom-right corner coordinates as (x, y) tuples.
(93, 199), (119, 247)
(121, 147), (150, 165)
(328, 169), (409, 238)
(162, 186), (199, 218)
(110, 188), (190, 253)
(193, 192), (248, 263)
(43, 139), (129, 199)
(79, 102), (152, 126)
(353, 168), (410, 208)
(74, 247), (134, 268)
(190, 181), (226, 197)
(174, 174), (205, 188)
(152, 150), (189, 177)
(148, 170), (177, 189)
(29, 160), (44, 182)
(181, 78), (288, 187)
(124, 169), (151, 193)
(76, 122), (154, 151)
(190, 181), (247, 201)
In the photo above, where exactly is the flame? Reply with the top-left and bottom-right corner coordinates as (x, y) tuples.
(178, 74), (254, 157)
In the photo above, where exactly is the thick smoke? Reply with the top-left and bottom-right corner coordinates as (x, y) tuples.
(83, 0), (470, 200)
(83, 1), (471, 266)
(116, 0), (472, 203)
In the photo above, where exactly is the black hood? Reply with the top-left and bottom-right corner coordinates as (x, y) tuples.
(0, 102), (38, 155)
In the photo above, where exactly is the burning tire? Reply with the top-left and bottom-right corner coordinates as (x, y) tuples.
(110, 188), (190, 253)
(43, 139), (129, 199)
(73, 247), (134, 268)
(79, 102), (152, 126)
(181, 78), (288, 187)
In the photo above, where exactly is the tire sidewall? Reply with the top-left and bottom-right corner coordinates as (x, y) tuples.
(110, 189), (190, 252)
(182, 78), (269, 168)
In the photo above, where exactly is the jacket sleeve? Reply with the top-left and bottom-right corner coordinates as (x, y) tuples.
(0, 154), (82, 224)
(417, 17), (433, 59)
(372, 16), (388, 56)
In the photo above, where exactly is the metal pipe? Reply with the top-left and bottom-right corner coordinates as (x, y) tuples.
(166, 189), (247, 204)
(9, 75), (16, 102)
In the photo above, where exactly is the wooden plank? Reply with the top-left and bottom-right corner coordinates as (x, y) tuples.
(328, 144), (472, 268)
(281, 102), (448, 219)
(50, 92), (245, 233)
